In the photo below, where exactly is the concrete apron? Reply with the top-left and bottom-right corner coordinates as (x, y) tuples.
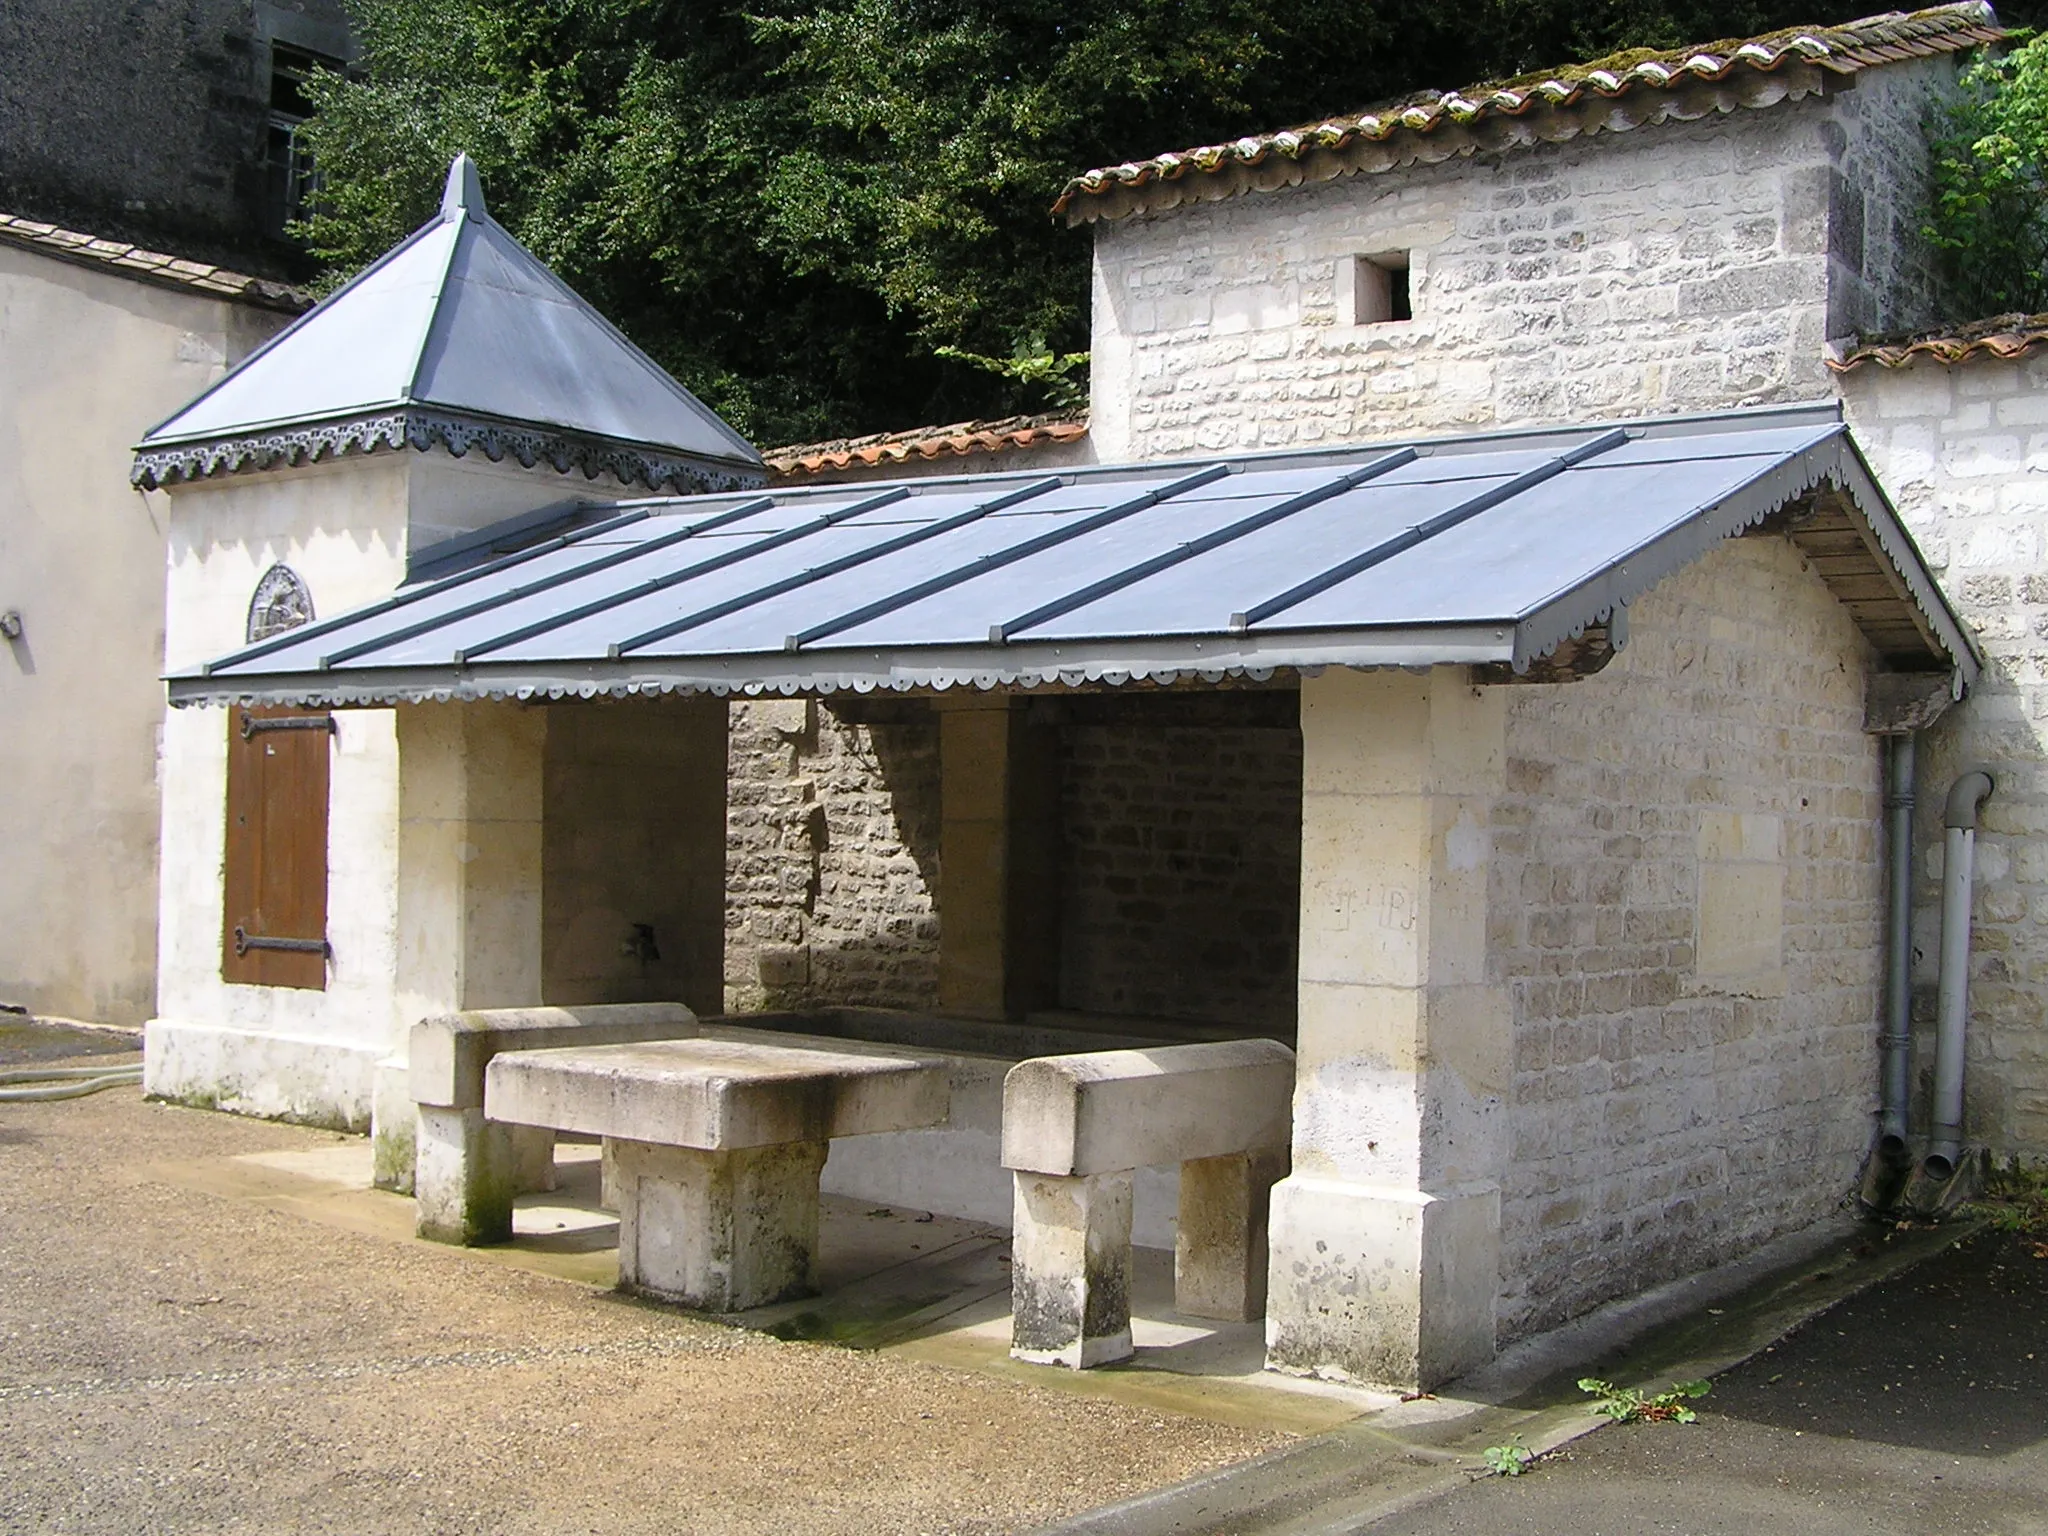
(148, 1127), (1969, 1484)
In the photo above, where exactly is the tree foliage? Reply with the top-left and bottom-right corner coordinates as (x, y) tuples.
(303, 0), (1917, 446)
(1927, 30), (2048, 323)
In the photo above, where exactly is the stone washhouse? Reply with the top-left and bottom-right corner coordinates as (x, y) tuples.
(135, 5), (2041, 1390)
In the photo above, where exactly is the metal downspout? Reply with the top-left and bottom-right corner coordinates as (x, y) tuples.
(1926, 769), (1995, 1181)
(1878, 734), (1917, 1160)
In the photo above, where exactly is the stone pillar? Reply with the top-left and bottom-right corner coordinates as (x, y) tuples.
(937, 700), (1061, 1019)
(1265, 667), (1509, 1391)
(1176, 1147), (1287, 1322)
(374, 701), (550, 1192)
(612, 1138), (829, 1312)
(1010, 1169), (1134, 1367)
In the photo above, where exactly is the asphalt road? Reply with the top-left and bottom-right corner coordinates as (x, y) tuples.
(1361, 1224), (2048, 1536)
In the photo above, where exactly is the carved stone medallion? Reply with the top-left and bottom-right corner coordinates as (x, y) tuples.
(246, 563), (315, 643)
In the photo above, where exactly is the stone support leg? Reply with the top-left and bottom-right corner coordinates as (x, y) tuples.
(1175, 1147), (1287, 1322)
(1265, 667), (1510, 1391)
(414, 1106), (554, 1245)
(612, 1138), (828, 1312)
(1009, 1169), (1134, 1368)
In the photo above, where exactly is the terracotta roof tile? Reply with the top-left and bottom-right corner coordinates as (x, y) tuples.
(1828, 312), (2048, 371)
(1055, 4), (2003, 223)
(765, 412), (1089, 477)
(0, 212), (311, 313)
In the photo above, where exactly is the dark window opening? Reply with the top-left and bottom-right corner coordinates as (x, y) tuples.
(266, 43), (338, 236)
(1349, 252), (1414, 325)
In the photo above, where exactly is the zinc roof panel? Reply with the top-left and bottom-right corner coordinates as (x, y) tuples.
(366, 515), (951, 666)
(1269, 453), (1793, 629)
(174, 405), (1975, 701)
(824, 480), (1478, 649)
(485, 507), (1087, 661)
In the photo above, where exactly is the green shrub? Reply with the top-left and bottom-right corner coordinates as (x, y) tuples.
(1927, 33), (2048, 320)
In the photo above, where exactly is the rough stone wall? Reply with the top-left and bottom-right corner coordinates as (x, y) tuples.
(724, 699), (942, 1012)
(1088, 60), (1951, 463)
(0, 0), (353, 275)
(1827, 57), (1955, 340)
(1059, 722), (1301, 1032)
(1843, 353), (2048, 1160)
(1493, 536), (1882, 1340)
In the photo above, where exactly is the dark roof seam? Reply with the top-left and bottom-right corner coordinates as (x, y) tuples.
(319, 498), (774, 669)
(609, 477), (1066, 658)
(1232, 427), (1631, 630)
(782, 463), (1233, 652)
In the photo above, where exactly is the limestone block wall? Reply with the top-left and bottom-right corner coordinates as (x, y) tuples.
(724, 699), (942, 1012)
(1059, 721), (1300, 1032)
(1087, 58), (1952, 463)
(1492, 536), (1882, 1339)
(1843, 353), (2048, 1159)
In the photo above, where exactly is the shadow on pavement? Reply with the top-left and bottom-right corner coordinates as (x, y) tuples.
(0, 1017), (140, 1067)
(1708, 1226), (2048, 1458)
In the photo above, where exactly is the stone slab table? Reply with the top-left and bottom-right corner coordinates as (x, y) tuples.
(410, 1002), (700, 1245)
(485, 1038), (950, 1312)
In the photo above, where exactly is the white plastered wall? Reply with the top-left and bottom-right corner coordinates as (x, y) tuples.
(147, 449), (624, 1128)
(0, 245), (289, 1027)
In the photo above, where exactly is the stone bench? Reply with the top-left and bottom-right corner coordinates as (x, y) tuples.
(411, 1002), (699, 1245)
(485, 1037), (950, 1312)
(1001, 1039), (1294, 1368)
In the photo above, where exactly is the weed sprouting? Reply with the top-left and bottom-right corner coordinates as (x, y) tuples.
(1576, 1377), (1711, 1424)
(1481, 1437), (1535, 1476)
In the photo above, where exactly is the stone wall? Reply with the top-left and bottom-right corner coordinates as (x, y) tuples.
(724, 699), (942, 1013)
(542, 695), (729, 1017)
(1492, 535), (1883, 1339)
(1842, 352), (2048, 1160)
(1059, 719), (1300, 1033)
(0, 0), (353, 274)
(1087, 58), (1953, 463)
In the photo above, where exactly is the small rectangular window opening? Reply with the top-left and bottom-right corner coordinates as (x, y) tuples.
(1343, 252), (1413, 325)
(266, 43), (340, 236)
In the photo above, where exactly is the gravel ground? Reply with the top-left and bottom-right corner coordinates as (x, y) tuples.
(0, 1050), (1283, 1536)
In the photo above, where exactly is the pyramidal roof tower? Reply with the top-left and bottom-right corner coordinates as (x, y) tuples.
(134, 156), (765, 495)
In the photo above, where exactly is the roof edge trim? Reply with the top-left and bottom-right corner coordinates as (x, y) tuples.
(131, 407), (770, 496)
(165, 625), (1516, 709)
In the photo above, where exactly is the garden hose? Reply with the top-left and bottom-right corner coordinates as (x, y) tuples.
(0, 1063), (145, 1102)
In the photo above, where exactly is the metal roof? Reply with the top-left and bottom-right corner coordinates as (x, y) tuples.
(133, 157), (764, 496)
(168, 404), (1977, 708)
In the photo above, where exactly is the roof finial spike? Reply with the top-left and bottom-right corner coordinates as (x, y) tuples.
(441, 153), (485, 221)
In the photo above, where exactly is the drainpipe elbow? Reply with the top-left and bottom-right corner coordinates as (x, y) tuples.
(1944, 770), (1994, 831)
